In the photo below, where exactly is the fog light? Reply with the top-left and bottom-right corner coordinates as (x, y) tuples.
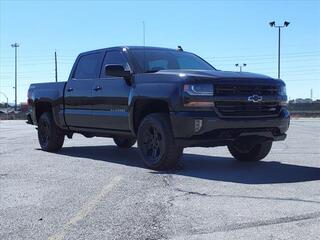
(194, 119), (203, 132)
(184, 101), (215, 107)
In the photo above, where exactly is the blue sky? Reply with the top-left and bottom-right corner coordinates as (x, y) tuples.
(0, 0), (319, 103)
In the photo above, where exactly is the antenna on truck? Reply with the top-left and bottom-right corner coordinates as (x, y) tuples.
(143, 21), (146, 47)
(55, 50), (58, 82)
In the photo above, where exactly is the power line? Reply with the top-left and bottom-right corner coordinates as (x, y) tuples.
(203, 51), (320, 59)
(1, 50), (319, 60)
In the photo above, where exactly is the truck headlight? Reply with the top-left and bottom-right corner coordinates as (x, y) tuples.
(183, 84), (214, 107)
(279, 85), (286, 96)
(184, 84), (214, 96)
(279, 85), (288, 106)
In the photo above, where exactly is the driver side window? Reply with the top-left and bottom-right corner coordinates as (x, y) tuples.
(149, 59), (168, 71)
(100, 51), (129, 78)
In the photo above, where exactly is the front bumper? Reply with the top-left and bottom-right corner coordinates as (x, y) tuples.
(170, 108), (290, 147)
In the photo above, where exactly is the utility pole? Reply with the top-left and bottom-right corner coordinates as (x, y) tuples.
(235, 63), (246, 72)
(11, 43), (19, 111)
(55, 50), (58, 82)
(142, 21), (146, 72)
(269, 21), (290, 79)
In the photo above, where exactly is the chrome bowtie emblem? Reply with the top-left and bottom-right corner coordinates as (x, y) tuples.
(248, 95), (263, 103)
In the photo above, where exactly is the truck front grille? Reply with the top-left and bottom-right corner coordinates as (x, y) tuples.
(214, 84), (280, 117)
(215, 101), (280, 117)
(215, 84), (278, 96)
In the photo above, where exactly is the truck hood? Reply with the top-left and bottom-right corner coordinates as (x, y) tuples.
(136, 69), (284, 86)
(156, 69), (274, 80)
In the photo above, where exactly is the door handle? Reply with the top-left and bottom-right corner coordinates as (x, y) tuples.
(67, 87), (74, 92)
(94, 85), (102, 91)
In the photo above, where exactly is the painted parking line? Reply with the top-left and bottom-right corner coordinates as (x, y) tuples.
(48, 175), (122, 240)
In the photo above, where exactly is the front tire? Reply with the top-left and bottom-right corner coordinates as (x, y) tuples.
(113, 136), (136, 148)
(228, 140), (272, 162)
(37, 112), (64, 152)
(137, 113), (183, 170)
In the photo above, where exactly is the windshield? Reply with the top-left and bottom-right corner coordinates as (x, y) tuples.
(129, 49), (216, 73)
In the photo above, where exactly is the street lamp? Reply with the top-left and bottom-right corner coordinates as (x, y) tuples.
(11, 43), (19, 111)
(235, 63), (247, 72)
(269, 21), (290, 79)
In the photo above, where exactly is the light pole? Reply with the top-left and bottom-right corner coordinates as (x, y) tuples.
(269, 21), (290, 79)
(11, 43), (19, 111)
(235, 63), (246, 72)
(0, 91), (9, 119)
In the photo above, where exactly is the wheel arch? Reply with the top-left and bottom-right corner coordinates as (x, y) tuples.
(130, 98), (171, 135)
(34, 101), (53, 124)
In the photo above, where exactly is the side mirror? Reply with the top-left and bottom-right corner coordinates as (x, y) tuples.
(105, 64), (131, 79)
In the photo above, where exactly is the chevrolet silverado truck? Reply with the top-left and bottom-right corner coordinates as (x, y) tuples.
(27, 46), (290, 170)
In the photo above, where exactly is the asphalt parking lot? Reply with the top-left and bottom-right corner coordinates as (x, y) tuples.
(0, 119), (320, 240)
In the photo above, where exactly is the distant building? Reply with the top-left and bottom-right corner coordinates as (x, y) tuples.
(294, 98), (313, 103)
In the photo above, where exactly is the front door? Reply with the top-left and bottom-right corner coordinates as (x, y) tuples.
(91, 50), (131, 130)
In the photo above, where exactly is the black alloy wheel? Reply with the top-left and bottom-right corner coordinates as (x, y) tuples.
(37, 112), (64, 152)
(137, 113), (183, 170)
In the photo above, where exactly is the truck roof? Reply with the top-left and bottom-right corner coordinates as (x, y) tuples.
(79, 46), (180, 55)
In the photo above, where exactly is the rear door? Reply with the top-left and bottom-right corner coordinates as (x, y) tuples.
(64, 51), (104, 128)
(91, 50), (131, 130)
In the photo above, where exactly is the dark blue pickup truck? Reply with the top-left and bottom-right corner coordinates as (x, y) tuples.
(27, 46), (290, 170)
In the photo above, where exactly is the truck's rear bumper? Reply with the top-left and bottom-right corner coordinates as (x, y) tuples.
(170, 109), (290, 147)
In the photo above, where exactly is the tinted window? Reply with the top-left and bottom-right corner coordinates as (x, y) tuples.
(101, 51), (129, 77)
(149, 59), (168, 71)
(130, 49), (215, 73)
(73, 52), (104, 79)
(177, 55), (211, 70)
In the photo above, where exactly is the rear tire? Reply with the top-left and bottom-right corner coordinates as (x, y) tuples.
(228, 141), (272, 162)
(137, 113), (183, 170)
(113, 136), (136, 148)
(37, 112), (64, 152)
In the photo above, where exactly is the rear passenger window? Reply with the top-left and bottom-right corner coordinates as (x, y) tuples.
(101, 51), (129, 77)
(73, 52), (104, 79)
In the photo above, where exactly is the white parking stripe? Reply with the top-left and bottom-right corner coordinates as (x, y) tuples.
(48, 175), (122, 240)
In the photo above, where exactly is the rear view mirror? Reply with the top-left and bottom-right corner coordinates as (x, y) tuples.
(105, 64), (131, 79)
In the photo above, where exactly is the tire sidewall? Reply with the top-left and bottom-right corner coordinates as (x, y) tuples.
(228, 141), (272, 162)
(37, 112), (64, 152)
(137, 113), (181, 170)
(38, 113), (52, 150)
(113, 137), (136, 148)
